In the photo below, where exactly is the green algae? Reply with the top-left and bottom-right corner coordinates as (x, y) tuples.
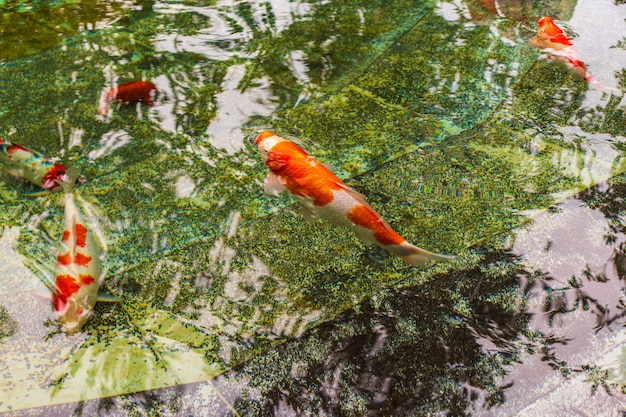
(0, 1), (137, 61)
(0, 305), (18, 341)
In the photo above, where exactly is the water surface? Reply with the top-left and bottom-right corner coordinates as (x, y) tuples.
(1, 0), (626, 415)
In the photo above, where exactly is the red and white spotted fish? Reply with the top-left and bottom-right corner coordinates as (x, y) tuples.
(254, 131), (456, 267)
(0, 137), (79, 194)
(98, 80), (156, 115)
(52, 167), (103, 333)
(529, 16), (619, 92)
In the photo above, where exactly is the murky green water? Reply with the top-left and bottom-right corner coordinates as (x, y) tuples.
(1, 0), (626, 415)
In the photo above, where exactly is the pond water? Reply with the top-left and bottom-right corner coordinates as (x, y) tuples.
(1, 0), (626, 415)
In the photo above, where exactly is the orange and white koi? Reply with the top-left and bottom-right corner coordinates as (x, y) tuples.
(98, 80), (156, 115)
(529, 16), (617, 91)
(0, 137), (76, 193)
(254, 131), (455, 267)
(52, 167), (102, 333)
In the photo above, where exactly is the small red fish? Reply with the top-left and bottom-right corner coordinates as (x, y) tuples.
(478, 0), (498, 15)
(529, 17), (617, 91)
(254, 131), (456, 267)
(98, 80), (156, 115)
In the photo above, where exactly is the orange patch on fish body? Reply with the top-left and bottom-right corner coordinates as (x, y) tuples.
(72, 252), (92, 267)
(53, 274), (80, 311)
(75, 223), (88, 247)
(79, 274), (95, 285)
(57, 250), (92, 267)
(347, 204), (405, 246)
(57, 252), (72, 266)
(254, 130), (276, 144)
(265, 140), (342, 206)
(478, 0), (497, 15)
(62, 230), (71, 241)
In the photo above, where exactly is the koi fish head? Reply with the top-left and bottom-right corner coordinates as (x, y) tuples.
(254, 131), (282, 155)
(55, 302), (95, 334)
(52, 283), (97, 334)
(41, 163), (69, 191)
(255, 131), (288, 169)
(532, 16), (572, 47)
(254, 131), (309, 172)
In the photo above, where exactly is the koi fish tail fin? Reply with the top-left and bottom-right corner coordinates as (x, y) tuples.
(585, 75), (622, 94)
(98, 89), (115, 115)
(393, 242), (457, 267)
(97, 101), (108, 116)
(57, 166), (81, 194)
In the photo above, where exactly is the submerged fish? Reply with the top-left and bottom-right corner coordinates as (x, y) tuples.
(0, 137), (75, 194)
(98, 80), (156, 115)
(52, 167), (103, 333)
(254, 131), (455, 267)
(529, 16), (617, 91)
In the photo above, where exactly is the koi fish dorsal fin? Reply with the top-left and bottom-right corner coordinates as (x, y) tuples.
(56, 166), (81, 194)
(337, 182), (366, 201)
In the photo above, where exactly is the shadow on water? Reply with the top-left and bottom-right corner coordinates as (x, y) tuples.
(223, 211), (626, 416)
(222, 248), (552, 416)
(574, 178), (626, 331)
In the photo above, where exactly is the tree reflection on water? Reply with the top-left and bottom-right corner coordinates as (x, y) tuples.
(224, 248), (569, 416)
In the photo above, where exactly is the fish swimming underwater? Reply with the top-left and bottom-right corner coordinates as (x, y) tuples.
(52, 167), (103, 333)
(254, 131), (456, 267)
(98, 80), (156, 115)
(0, 137), (76, 194)
(529, 16), (618, 91)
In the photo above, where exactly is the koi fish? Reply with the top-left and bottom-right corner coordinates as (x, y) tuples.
(98, 80), (156, 115)
(478, 0), (498, 15)
(529, 16), (617, 91)
(0, 137), (76, 194)
(51, 167), (103, 333)
(254, 131), (456, 267)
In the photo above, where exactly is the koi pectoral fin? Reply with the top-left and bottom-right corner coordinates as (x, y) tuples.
(264, 172), (287, 196)
(21, 190), (53, 198)
(350, 225), (377, 246)
(34, 285), (54, 299)
(299, 202), (321, 222)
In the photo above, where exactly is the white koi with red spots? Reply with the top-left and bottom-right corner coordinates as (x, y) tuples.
(0, 137), (73, 193)
(52, 167), (102, 333)
(254, 131), (456, 267)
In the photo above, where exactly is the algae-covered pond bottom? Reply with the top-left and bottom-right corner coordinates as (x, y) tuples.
(1, 0), (626, 415)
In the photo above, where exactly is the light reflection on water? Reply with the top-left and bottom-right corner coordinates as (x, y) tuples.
(206, 64), (277, 153)
(0, 0), (626, 415)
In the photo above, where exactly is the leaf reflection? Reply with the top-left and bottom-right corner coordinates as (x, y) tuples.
(225, 248), (559, 415)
